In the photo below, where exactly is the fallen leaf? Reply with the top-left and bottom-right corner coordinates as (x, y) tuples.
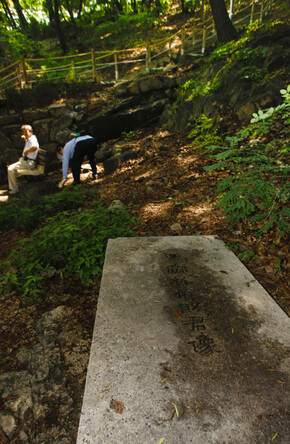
(171, 402), (179, 417)
(110, 399), (124, 414)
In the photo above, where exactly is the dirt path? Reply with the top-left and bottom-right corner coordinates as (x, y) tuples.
(0, 122), (288, 443)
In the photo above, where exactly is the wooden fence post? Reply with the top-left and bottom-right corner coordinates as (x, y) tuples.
(192, 29), (196, 48)
(71, 61), (76, 81)
(181, 28), (185, 56)
(114, 51), (119, 81)
(202, 27), (206, 55)
(229, 0), (234, 19)
(20, 57), (27, 88)
(146, 45), (151, 73)
(91, 49), (96, 82)
(168, 38), (172, 58)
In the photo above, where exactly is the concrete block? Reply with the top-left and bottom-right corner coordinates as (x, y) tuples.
(77, 236), (290, 444)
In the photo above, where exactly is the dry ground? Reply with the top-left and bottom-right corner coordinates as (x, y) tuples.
(0, 122), (288, 442)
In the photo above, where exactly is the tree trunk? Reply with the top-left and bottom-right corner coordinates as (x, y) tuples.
(78, 0), (83, 18)
(209, 0), (238, 43)
(113, 0), (123, 13)
(65, 0), (76, 25)
(53, 0), (67, 54)
(131, 0), (137, 13)
(44, 0), (55, 24)
(1, 0), (17, 28)
(12, 0), (28, 31)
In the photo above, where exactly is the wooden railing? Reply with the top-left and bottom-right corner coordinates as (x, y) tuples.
(0, 0), (272, 93)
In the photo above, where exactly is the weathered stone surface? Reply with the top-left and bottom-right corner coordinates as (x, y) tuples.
(0, 113), (22, 126)
(0, 132), (13, 150)
(0, 305), (91, 443)
(50, 112), (75, 141)
(108, 199), (125, 212)
(151, 76), (164, 90)
(23, 108), (49, 122)
(139, 79), (152, 93)
(33, 118), (51, 145)
(0, 413), (18, 440)
(127, 81), (140, 95)
(77, 236), (290, 444)
(103, 154), (122, 174)
(48, 103), (73, 117)
(113, 81), (130, 97)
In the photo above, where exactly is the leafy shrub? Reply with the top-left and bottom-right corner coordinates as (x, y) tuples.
(0, 201), (136, 302)
(188, 115), (223, 148)
(0, 186), (95, 232)
(204, 87), (290, 238)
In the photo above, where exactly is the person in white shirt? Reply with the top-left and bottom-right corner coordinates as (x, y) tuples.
(56, 134), (97, 188)
(7, 125), (39, 194)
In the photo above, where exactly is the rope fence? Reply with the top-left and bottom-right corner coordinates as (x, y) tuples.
(0, 0), (273, 93)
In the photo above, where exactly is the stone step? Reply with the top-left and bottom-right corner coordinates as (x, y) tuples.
(77, 236), (290, 444)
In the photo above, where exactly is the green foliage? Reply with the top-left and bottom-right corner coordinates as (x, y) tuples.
(0, 201), (136, 303)
(237, 250), (257, 261)
(0, 27), (41, 60)
(84, 12), (161, 50)
(0, 187), (94, 232)
(122, 130), (135, 142)
(204, 88), (290, 238)
(4, 78), (92, 107)
(188, 115), (223, 148)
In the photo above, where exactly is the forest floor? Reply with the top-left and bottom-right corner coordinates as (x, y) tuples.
(0, 120), (289, 442)
(1, 120), (289, 373)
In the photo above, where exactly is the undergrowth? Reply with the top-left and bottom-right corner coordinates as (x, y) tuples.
(204, 86), (290, 239)
(0, 188), (136, 303)
(0, 186), (94, 231)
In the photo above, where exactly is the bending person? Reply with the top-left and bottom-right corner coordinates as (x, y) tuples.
(7, 125), (39, 194)
(57, 134), (97, 188)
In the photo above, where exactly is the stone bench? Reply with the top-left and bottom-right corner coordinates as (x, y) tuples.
(77, 236), (290, 444)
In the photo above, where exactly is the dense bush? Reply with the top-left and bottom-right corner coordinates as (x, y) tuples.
(204, 86), (290, 238)
(0, 199), (136, 302)
(0, 186), (94, 231)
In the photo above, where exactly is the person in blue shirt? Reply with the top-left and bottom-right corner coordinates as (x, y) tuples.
(56, 134), (97, 188)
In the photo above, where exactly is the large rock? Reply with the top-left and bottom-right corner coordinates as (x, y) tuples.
(33, 118), (51, 145)
(83, 99), (169, 144)
(0, 131), (13, 150)
(0, 305), (91, 443)
(23, 108), (49, 122)
(48, 103), (73, 117)
(50, 112), (75, 141)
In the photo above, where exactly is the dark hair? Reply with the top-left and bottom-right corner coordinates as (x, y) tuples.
(56, 144), (63, 153)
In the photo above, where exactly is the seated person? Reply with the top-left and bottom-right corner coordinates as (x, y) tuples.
(56, 134), (97, 188)
(7, 125), (39, 194)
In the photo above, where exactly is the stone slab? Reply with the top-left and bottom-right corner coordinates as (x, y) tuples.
(77, 236), (290, 444)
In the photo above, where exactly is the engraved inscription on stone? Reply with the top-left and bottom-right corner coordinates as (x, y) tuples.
(162, 250), (220, 356)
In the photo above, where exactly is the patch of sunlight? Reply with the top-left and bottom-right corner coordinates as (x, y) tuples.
(0, 195), (8, 202)
(176, 155), (198, 166)
(134, 171), (153, 181)
(141, 201), (173, 218)
(183, 204), (212, 216)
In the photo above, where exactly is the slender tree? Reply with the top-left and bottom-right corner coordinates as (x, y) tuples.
(53, 0), (67, 53)
(209, 0), (238, 43)
(11, 0), (28, 31)
(0, 0), (17, 28)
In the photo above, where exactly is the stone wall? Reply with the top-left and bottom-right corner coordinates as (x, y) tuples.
(0, 71), (178, 183)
